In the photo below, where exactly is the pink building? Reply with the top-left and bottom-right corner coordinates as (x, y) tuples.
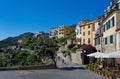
(116, 29), (120, 64)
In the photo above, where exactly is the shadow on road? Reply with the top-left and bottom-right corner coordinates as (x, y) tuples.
(58, 67), (86, 71)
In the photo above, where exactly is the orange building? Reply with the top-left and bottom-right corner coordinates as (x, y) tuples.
(80, 20), (96, 46)
(58, 25), (72, 38)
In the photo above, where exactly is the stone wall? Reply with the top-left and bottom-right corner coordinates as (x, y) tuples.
(0, 65), (56, 71)
(103, 34), (116, 53)
(75, 50), (82, 65)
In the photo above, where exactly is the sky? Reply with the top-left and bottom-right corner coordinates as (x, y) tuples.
(0, 0), (111, 40)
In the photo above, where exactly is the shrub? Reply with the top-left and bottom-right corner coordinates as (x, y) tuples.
(67, 44), (76, 49)
(71, 46), (77, 52)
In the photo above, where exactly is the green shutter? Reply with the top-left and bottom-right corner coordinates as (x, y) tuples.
(104, 25), (105, 32)
(110, 35), (113, 44)
(108, 20), (110, 29)
(107, 22), (109, 30)
(112, 17), (114, 27)
(88, 38), (90, 44)
(105, 37), (107, 45)
(88, 31), (90, 35)
(98, 38), (100, 45)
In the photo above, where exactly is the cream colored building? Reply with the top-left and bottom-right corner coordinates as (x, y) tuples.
(103, 10), (120, 53)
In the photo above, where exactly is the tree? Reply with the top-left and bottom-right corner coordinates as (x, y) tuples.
(39, 37), (58, 67)
(81, 45), (97, 54)
(20, 36), (58, 67)
(80, 45), (97, 64)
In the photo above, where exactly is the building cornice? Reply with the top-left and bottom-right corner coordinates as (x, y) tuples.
(103, 10), (120, 23)
(79, 20), (96, 27)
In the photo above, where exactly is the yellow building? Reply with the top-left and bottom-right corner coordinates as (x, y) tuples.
(80, 20), (96, 46)
(58, 25), (72, 38)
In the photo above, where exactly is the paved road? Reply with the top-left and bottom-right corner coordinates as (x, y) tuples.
(0, 68), (108, 79)
(0, 57), (108, 79)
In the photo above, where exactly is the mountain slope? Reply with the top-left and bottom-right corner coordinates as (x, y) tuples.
(0, 32), (34, 48)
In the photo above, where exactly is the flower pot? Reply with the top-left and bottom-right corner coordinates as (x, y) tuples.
(105, 74), (108, 78)
(95, 72), (98, 74)
(109, 76), (113, 79)
(98, 72), (101, 75)
(101, 73), (105, 76)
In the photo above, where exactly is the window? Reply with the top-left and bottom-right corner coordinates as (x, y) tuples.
(110, 19), (112, 28)
(110, 35), (113, 44)
(83, 32), (85, 36)
(117, 3), (120, 9)
(98, 38), (100, 45)
(88, 31), (90, 35)
(112, 17), (114, 27)
(106, 22), (108, 30)
(95, 39), (97, 45)
(105, 37), (107, 45)
(104, 25), (105, 32)
(106, 22), (109, 30)
(104, 17), (115, 32)
(83, 39), (85, 43)
(104, 24), (107, 32)
(83, 26), (85, 29)
(88, 24), (90, 28)
(88, 38), (90, 44)
(108, 20), (110, 29)
(77, 29), (79, 35)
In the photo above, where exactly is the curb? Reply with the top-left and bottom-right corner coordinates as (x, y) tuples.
(0, 65), (57, 71)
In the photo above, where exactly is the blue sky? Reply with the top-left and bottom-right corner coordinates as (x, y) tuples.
(0, 0), (111, 40)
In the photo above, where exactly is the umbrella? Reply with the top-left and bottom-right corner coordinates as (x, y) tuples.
(108, 52), (120, 58)
(95, 53), (109, 58)
(87, 52), (105, 57)
(95, 52), (120, 58)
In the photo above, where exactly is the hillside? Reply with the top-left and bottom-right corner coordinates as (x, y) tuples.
(69, 24), (76, 31)
(0, 32), (34, 48)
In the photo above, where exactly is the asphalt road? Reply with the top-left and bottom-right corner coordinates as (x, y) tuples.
(0, 57), (108, 79)
(0, 68), (108, 79)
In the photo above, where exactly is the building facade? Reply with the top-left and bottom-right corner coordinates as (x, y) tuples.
(75, 22), (82, 44)
(103, 0), (120, 53)
(58, 25), (72, 38)
(115, 0), (120, 53)
(80, 20), (96, 46)
(49, 27), (58, 38)
(94, 16), (104, 52)
(35, 31), (45, 38)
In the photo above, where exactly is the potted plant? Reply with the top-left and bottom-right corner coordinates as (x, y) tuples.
(107, 72), (114, 79)
(101, 70), (105, 76)
(104, 71), (108, 78)
(98, 70), (101, 75)
(95, 69), (99, 74)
